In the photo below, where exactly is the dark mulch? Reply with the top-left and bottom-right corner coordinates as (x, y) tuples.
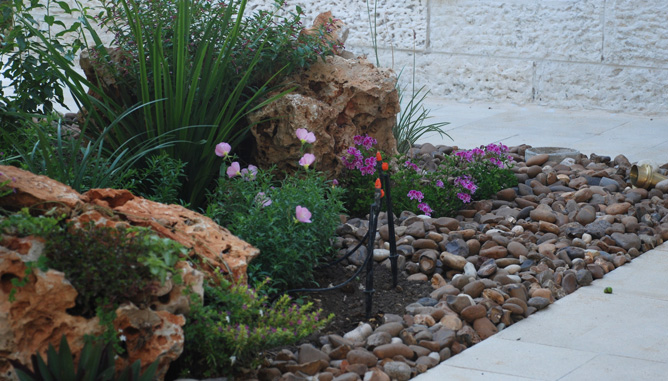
(301, 262), (435, 335)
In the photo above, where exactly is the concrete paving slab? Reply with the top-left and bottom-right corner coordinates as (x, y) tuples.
(415, 99), (668, 164)
(414, 364), (537, 381)
(426, 338), (598, 381)
(559, 354), (668, 381)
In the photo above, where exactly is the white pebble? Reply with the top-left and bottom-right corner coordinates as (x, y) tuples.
(511, 225), (524, 235)
(582, 233), (592, 244)
(463, 262), (477, 278)
(504, 264), (521, 274)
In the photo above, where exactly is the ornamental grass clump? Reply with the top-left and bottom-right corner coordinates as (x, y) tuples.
(90, 0), (339, 207)
(179, 275), (333, 378)
(206, 129), (344, 290)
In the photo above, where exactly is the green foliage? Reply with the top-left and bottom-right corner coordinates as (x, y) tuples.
(2, 106), (182, 194)
(9, 334), (158, 381)
(120, 151), (188, 205)
(394, 78), (451, 154)
(0, 207), (64, 236)
(90, 0), (337, 207)
(207, 160), (345, 290)
(0, 0), (87, 114)
(44, 223), (185, 316)
(180, 275), (333, 378)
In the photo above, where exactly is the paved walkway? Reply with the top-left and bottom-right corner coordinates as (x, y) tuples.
(413, 99), (668, 380)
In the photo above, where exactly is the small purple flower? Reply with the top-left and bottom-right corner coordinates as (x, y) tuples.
(240, 165), (258, 181)
(353, 135), (364, 145)
(360, 164), (375, 176)
(407, 190), (424, 202)
(435, 179), (444, 188)
(418, 202), (433, 216)
(332, 179), (339, 186)
(457, 192), (472, 203)
(404, 160), (419, 172)
(362, 135), (377, 150)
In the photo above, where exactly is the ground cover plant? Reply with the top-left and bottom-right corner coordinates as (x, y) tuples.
(177, 273), (332, 378)
(339, 136), (517, 218)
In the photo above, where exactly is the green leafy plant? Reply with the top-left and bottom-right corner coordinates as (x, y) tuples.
(179, 274), (333, 378)
(207, 133), (344, 290)
(44, 223), (185, 317)
(0, 0), (86, 114)
(9, 334), (158, 381)
(90, 0), (337, 207)
(2, 105), (185, 193)
(0, 207), (64, 236)
(120, 151), (188, 205)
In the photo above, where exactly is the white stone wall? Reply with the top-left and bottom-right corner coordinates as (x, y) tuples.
(261, 0), (668, 115)
(46, 0), (668, 114)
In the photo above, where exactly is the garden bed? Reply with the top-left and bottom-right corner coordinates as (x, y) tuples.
(225, 143), (668, 381)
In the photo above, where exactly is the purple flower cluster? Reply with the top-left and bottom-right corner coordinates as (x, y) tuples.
(407, 190), (424, 202)
(455, 175), (478, 194)
(404, 160), (420, 172)
(457, 193), (472, 203)
(489, 157), (505, 168)
(341, 135), (379, 176)
(417, 202), (433, 216)
(353, 134), (377, 150)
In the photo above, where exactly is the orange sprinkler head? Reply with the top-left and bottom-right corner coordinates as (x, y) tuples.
(376, 151), (382, 161)
(375, 178), (382, 189)
(382, 162), (389, 171)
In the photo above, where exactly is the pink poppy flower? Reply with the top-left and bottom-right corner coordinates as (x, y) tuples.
(215, 142), (231, 157)
(226, 162), (241, 178)
(295, 205), (312, 223)
(299, 153), (316, 169)
(241, 165), (258, 181)
(296, 128), (316, 144)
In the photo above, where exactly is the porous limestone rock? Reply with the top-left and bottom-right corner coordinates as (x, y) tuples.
(249, 55), (399, 179)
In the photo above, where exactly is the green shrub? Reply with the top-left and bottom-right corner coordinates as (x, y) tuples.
(120, 151), (188, 205)
(0, 0), (87, 114)
(206, 133), (344, 290)
(180, 275), (333, 378)
(44, 223), (185, 317)
(207, 161), (344, 290)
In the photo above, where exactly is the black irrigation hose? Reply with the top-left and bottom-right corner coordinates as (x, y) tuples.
(281, 236), (375, 295)
(315, 207), (382, 269)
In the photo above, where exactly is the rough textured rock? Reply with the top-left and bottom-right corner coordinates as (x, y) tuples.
(0, 166), (259, 283)
(249, 55), (399, 179)
(0, 166), (259, 380)
(0, 245), (103, 379)
(114, 305), (185, 379)
(81, 188), (259, 282)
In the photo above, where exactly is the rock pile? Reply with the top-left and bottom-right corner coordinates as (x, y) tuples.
(250, 144), (668, 381)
